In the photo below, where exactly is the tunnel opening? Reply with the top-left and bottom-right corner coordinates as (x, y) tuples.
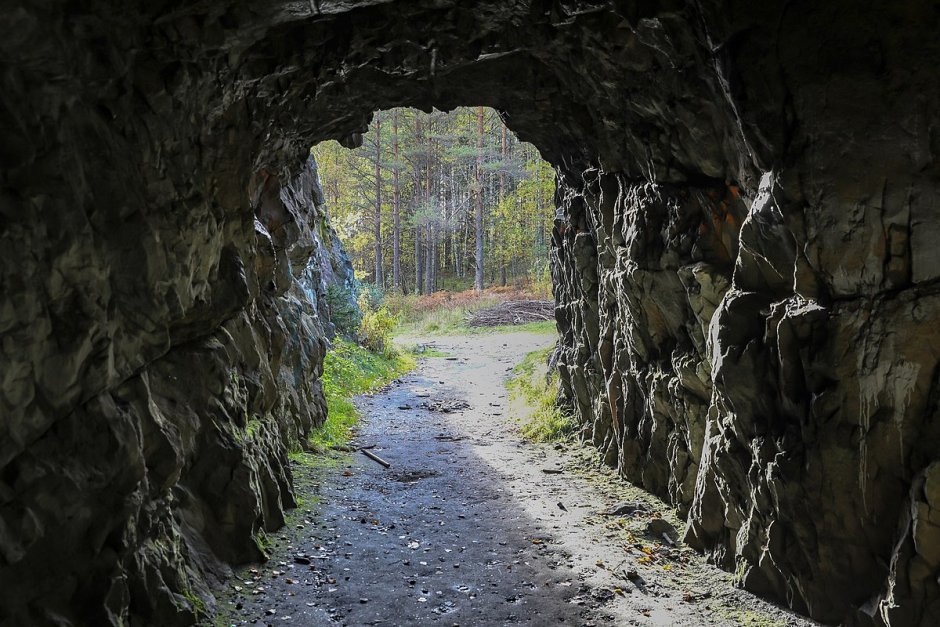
(3, 1), (940, 626)
(312, 106), (557, 298)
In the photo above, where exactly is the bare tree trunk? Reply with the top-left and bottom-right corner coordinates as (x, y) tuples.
(415, 225), (424, 295)
(425, 116), (434, 294)
(373, 113), (384, 287)
(474, 106), (485, 292)
(535, 149), (545, 249)
(461, 209), (469, 280)
(499, 123), (508, 287)
(392, 109), (401, 291)
(425, 224), (434, 294)
(443, 163), (453, 277)
(432, 222), (439, 291)
(414, 116), (424, 294)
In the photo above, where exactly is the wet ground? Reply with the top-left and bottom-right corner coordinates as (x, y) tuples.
(214, 331), (818, 627)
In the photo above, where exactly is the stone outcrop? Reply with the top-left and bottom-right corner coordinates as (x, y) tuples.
(2, 1), (939, 625)
(1, 145), (351, 624)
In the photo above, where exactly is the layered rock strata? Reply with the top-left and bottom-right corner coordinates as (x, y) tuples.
(2, 1), (939, 625)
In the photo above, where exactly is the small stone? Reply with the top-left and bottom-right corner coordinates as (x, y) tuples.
(646, 518), (678, 543)
(605, 502), (650, 517)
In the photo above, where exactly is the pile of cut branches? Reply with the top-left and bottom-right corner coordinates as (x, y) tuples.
(466, 300), (554, 327)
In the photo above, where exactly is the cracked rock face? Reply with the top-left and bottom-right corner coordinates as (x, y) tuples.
(2, 1), (939, 625)
(1, 146), (348, 625)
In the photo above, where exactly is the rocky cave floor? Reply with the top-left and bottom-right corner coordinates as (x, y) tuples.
(209, 332), (817, 627)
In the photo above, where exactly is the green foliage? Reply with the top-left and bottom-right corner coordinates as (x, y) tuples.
(499, 320), (556, 336)
(311, 338), (415, 449)
(386, 287), (557, 337)
(508, 346), (574, 442)
(254, 529), (273, 557)
(395, 303), (472, 336)
(244, 417), (263, 439)
(358, 301), (398, 354)
(314, 106), (556, 293)
(357, 282), (386, 311)
(381, 292), (419, 321)
(181, 587), (207, 618)
(326, 284), (362, 336)
(529, 257), (553, 299)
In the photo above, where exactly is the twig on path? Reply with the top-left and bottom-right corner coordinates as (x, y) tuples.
(361, 448), (391, 468)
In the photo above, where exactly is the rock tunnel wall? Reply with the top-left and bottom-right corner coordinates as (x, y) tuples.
(546, 2), (940, 622)
(552, 168), (940, 625)
(2, 1), (939, 625)
(0, 145), (357, 624)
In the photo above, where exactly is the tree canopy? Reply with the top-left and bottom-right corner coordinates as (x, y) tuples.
(314, 107), (556, 295)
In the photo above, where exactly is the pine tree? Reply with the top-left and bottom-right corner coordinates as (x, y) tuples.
(373, 112), (384, 287)
(474, 106), (485, 292)
(391, 109), (402, 291)
(314, 106), (555, 296)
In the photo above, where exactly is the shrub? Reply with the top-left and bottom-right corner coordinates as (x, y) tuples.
(382, 292), (419, 320)
(358, 282), (385, 311)
(529, 257), (554, 300)
(357, 293), (398, 354)
(325, 284), (362, 337)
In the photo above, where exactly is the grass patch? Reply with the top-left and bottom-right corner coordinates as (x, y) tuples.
(507, 345), (574, 442)
(401, 343), (453, 358)
(482, 320), (556, 336)
(309, 338), (415, 449)
(389, 287), (556, 338)
(395, 304), (478, 336)
(398, 317), (557, 338)
(419, 347), (452, 357)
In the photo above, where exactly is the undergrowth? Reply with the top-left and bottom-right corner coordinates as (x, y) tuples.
(507, 345), (574, 442)
(388, 286), (554, 337)
(397, 314), (556, 338)
(310, 338), (415, 449)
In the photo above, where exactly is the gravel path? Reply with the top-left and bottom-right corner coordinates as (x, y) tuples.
(215, 331), (818, 627)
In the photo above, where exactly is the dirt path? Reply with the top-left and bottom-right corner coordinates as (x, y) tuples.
(216, 331), (818, 627)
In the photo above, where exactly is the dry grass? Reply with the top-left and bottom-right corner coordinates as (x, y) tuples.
(387, 286), (550, 335)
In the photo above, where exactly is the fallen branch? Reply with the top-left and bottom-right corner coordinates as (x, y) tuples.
(361, 448), (391, 468)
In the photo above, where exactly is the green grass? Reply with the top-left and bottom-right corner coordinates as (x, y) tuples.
(309, 338), (415, 449)
(399, 343), (453, 358)
(507, 346), (574, 442)
(395, 305), (474, 336)
(397, 317), (556, 338)
(419, 347), (452, 357)
(486, 320), (556, 335)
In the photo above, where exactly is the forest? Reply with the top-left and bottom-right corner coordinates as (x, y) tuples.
(314, 106), (556, 295)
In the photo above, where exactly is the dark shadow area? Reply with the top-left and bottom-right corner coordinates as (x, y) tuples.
(214, 369), (601, 626)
